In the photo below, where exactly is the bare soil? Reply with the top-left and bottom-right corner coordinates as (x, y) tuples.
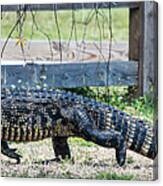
(1, 40), (128, 62)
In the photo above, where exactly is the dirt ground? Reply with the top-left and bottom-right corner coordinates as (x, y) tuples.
(1, 138), (156, 180)
(1, 40), (128, 62)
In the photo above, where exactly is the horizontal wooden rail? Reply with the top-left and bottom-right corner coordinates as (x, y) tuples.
(1, 2), (140, 12)
(1, 60), (138, 88)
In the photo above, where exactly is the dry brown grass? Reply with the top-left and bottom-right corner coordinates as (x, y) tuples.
(1, 138), (154, 180)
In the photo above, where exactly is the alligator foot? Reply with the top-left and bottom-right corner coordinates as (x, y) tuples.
(33, 137), (71, 164)
(1, 141), (22, 164)
(52, 136), (71, 160)
(115, 136), (126, 166)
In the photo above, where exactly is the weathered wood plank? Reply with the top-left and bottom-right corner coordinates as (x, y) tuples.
(139, 1), (158, 95)
(1, 2), (139, 12)
(1, 60), (138, 88)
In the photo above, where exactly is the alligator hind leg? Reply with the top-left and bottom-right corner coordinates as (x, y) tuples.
(1, 141), (22, 164)
(81, 128), (126, 166)
(52, 137), (71, 160)
(73, 109), (126, 166)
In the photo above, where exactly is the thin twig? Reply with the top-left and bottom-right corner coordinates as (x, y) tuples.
(1, 12), (24, 58)
(31, 10), (54, 60)
(17, 9), (27, 61)
(28, 11), (35, 50)
(80, 10), (95, 61)
(67, 9), (75, 48)
(94, 8), (106, 62)
(106, 3), (113, 100)
(53, 7), (62, 62)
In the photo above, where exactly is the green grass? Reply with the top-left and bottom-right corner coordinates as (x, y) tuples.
(96, 172), (134, 180)
(1, 8), (129, 41)
(127, 156), (135, 164)
(69, 137), (96, 147)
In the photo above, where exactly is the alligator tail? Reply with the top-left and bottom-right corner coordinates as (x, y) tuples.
(105, 109), (158, 159)
(121, 114), (158, 159)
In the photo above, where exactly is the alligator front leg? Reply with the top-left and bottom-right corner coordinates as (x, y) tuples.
(52, 136), (71, 160)
(1, 140), (22, 164)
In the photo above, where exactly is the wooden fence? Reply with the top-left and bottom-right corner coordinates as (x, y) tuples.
(1, 1), (158, 95)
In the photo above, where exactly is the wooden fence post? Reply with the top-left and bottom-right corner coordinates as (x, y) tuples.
(129, 1), (158, 96)
(129, 3), (158, 179)
(140, 1), (158, 95)
(129, 3), (142, 96)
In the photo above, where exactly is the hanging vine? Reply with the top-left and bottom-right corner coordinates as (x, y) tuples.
(53, 4), (62, 62)
(105, 3), (113, 102)
(30, 10), (54, 60)
(1, 3), (113, 95)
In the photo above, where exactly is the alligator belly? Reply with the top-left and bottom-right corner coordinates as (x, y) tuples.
(1, 126), (50, 142)
(1, 124), (75, 142)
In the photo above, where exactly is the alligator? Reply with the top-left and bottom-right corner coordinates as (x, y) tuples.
(1, 87), (158, 166)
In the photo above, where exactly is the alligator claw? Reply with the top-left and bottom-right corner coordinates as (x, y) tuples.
(16, 158), (21, 164)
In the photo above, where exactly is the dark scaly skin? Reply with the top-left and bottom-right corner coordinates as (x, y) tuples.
(1, 141), (22, 163)
(1, 87), (157, 165)
(52, 137), (71, 160)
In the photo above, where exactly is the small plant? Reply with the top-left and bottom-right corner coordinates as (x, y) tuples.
(127, 156), (134, 164)
(69, 137), (96, 147)
(96, 172), (134, 180)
